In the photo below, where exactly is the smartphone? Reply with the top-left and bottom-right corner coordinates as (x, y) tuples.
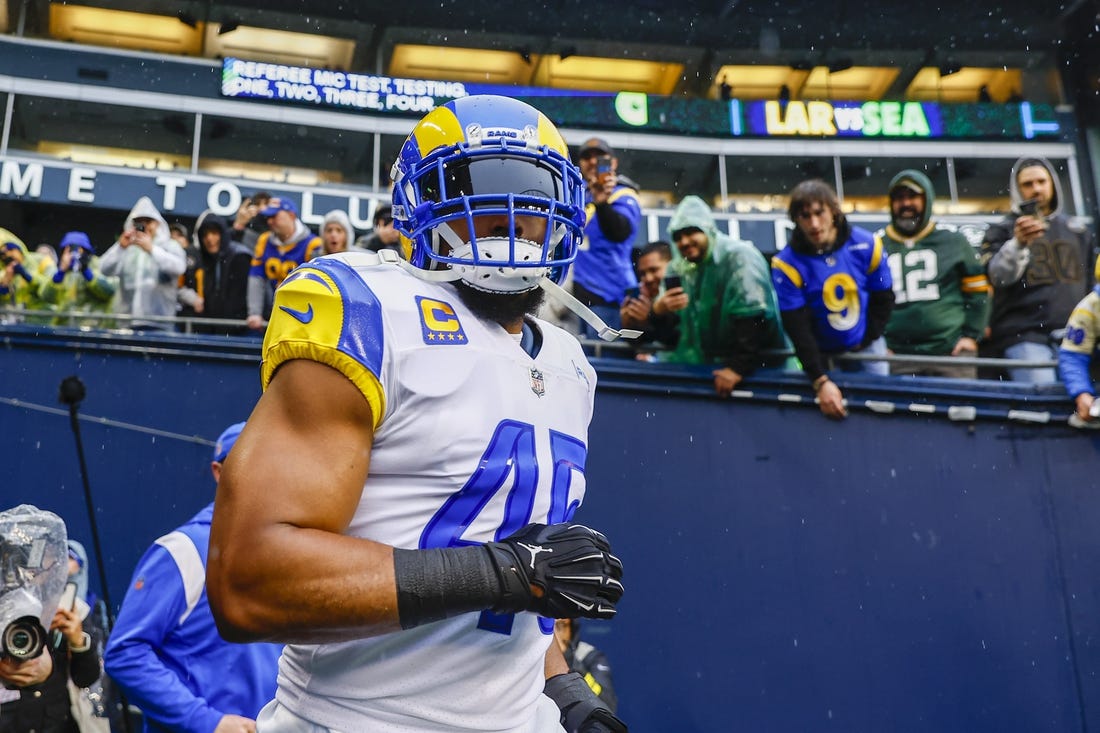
(664, 274), (682, 290)
(1019, 198), (1041, 218)
(133, 221), (147, 233)
(58, 582), (77, 612)
(596, 156), (613, 177)
(624, 285), (641, 300)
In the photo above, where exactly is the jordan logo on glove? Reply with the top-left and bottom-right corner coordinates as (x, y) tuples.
(517, 542), (553, 570)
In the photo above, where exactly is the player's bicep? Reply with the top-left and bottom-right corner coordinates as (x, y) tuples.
(218, 359), (373, 537)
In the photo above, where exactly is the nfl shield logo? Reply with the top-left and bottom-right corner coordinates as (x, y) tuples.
(530, 367), (545, 397)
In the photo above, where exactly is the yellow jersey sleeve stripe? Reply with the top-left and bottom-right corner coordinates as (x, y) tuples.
(607, 188), (638, 206)
(262, 341), (385, 430)
(771, 257), (803, 289)
(869, 234), (884, 273)
(260, 258), (388, 429)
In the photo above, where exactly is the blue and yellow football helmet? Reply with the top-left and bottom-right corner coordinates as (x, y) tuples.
(391, 95), (585, 292)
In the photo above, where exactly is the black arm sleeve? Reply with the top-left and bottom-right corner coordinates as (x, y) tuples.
(392, 546), (500, 629)
(725, 315), (768, 376)
(859, 289), (896, 349)
(593, 203), (633, 243)
(780, 306), (827, 382)
(68, 642), (102, 689)
(647, 308), (680, 347)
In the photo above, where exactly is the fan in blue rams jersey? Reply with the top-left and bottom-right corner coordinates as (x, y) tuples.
(771, 179), (895, 419)
(207, 95), (628, 733)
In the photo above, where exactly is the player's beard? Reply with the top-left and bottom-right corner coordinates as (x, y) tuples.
(454, 280), (546, 326)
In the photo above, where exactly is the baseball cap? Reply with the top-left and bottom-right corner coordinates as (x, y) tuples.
(213, 421), (246, 463)
(890, 177), (923, 195)
(60, 232), (93, 252)
(260, 197), (298, 217)
(579, 137), (614, 158)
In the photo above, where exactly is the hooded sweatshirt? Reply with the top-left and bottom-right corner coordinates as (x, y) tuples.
(881, 169), (991, 356)
(662, 196), (791, 373)
(321, 209), (358, 254)
(186, 210), (253, 334)
(980, 157), (1096, 352)
(98, 196), (188, 328)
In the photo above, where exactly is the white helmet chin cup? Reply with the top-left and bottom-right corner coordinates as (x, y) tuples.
(450, 238), (549, 293)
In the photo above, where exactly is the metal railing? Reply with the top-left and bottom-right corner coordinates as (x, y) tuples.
(1, 305), (1061, 372)
(0, 307), (256, 335)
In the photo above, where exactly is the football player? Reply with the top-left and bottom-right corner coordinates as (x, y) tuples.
(207, 95), (628, 733)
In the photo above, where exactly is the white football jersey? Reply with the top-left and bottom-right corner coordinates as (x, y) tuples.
(259, 252), (597, 732)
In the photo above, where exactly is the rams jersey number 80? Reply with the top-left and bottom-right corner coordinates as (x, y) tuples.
(260, 252), (598, 732)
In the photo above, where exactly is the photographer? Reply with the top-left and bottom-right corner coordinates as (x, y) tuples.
(1, 508), (101, 733)
(228, 193), (269, 251)
(571, 137), (642, 338)
(40, 231), (117, 328)
(0, 584), (102, 733)
(98, 197), (187, 331)
(980, 157), (1096, 383)
(0, 229), (54, 324)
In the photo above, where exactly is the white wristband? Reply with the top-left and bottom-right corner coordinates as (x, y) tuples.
(69, 632), (91, 652)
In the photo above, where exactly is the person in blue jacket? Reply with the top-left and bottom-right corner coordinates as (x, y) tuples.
(570, 137), (643, 338)
(104, 422), (281, 733)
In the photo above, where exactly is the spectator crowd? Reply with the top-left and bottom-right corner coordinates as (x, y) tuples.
(0, 151), (1097, 421)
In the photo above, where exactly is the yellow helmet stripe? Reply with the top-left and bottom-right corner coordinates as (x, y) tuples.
(412, 105), (465, 158)
(536, 113), (568, 155)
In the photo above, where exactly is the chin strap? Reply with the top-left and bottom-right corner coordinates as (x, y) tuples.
(372, 248), (462, 282)
(353, 250), (641, 342)
(538, 278), (642, 342)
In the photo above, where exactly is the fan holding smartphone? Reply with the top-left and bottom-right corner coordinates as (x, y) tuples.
(980, 156), (1096, 384)
(660, 195), (791, 397)
(0, 538), (103, 731)
(571, 136), (644, 339)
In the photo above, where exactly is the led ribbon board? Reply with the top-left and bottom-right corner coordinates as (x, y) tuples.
(221, 59), (1066, 141)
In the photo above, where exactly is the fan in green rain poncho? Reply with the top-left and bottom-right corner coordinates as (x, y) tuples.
(0, 229), (55, 324)
(40, 231), (118, 328)
(660, 195), (794, 395)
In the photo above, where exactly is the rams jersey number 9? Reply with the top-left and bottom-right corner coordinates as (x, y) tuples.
(259, 252), (598, 733)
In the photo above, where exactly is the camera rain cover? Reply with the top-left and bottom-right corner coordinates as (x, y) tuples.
(0, 504), (68, 632)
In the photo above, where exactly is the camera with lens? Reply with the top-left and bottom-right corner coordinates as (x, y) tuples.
(0, 505), (69, 663)
(0, 587), (46, 661)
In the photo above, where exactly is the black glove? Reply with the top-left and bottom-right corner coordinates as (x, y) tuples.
(545, 672), (627, 733)
(485, 523), (623, 619)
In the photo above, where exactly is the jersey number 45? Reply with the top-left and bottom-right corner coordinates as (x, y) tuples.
(420, 419), (587, 636)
